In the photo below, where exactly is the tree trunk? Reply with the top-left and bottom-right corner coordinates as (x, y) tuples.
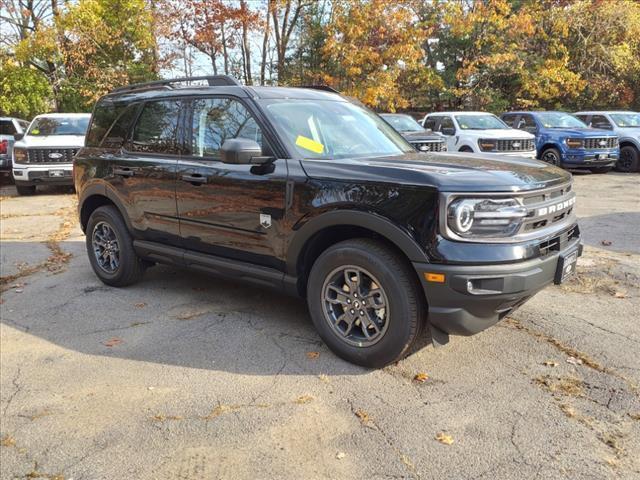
(260, 0), (273, 84)
(240, 0), (252, 85)
(221, 22), (229, 75)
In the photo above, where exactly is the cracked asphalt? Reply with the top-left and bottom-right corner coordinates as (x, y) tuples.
(1, 173), (639, 480)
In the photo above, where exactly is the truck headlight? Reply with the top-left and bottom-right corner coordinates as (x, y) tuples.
(13, 148), (27, 164)
(447, 197), (528, 238)
(478, 139), (497, 151)
(565, 138), (583, 148)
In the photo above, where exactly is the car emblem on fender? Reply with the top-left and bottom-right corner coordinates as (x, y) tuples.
(260, 213), (271, 229)
(48, 152), (63, 159)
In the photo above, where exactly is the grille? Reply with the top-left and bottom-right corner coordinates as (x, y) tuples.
(411, 140), (446, 152)
(495, 139), (535, 152)
(26, 148), (78, 164)
(583, 137), (618, 149)
(538, 224), (580, 257)
(521, 182), (576, 235)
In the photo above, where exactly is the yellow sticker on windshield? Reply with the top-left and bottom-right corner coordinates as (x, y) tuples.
(295, 135), (324, 154)
(31, 129), (40, 135)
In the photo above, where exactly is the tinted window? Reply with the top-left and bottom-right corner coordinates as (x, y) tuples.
(424, 116), (439, 130)
(590, 115), (612, 129)
(102, 104), (140, 149)
(517, 115), (538, 132)
(0, 120), (18, 135)
(87, 100), (127, 147)
(130, 100), (182, 154)
(575, 114), (589, 123)
(501, 114), (517, 127)
(190, 98), (263, 158)
(440, 116), (455, 134)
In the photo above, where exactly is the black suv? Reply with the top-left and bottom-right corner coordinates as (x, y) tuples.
(75, 76), (582, 368)
(380, 113), (447, 152)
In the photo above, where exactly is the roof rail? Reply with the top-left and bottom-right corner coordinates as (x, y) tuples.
(296, 85), (340, 94)
(110, 75), (242, 94)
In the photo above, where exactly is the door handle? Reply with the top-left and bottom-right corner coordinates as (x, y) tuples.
(113, 167), (134, 177)
(181, 173), (207, 185)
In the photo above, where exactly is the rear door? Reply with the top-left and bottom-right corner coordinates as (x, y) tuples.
(110, 99), (185, 246)
(176, 96), (288, 269)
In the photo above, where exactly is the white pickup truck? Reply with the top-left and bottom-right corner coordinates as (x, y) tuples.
(422, 111), (536, 158)
(12, 113), (90, 195)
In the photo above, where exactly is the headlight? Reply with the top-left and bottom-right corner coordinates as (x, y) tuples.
(447, 197), (528, 238)
(13, 148), (27, 164)
(478, 139), (497, 151)
(565, 138), (583, 148)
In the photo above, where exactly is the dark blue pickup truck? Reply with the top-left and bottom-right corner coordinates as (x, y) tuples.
(501, 111), (619, 173)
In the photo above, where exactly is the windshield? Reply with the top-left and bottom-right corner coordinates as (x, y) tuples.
(28, 117), (90, 136)
(537, 112), (586, 128)
(455, 114), (508, 130)
(380, 114), (424, 132)
(261, 100), (414, 160)
(610, 113), (640, 128)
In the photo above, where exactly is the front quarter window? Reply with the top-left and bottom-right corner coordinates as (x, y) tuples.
(262, 99), (413, 160)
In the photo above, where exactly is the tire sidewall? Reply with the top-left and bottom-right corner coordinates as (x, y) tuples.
(307, 243), (417, 368)
(542, 148), (561, 166)
(617, 146), (639, 172)
(86, 207), (134, 285)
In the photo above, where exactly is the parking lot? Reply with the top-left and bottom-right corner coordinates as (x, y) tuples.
(0, 173), (639, 479)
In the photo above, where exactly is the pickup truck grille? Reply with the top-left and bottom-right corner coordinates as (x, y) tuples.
(583, 137), (618, 149)
(26, 148), (78, 164)
(411, 140), (446, 152)
(496, 139), (535, 152)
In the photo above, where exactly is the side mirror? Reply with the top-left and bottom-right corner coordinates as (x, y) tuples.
(14, 133), (24, 141)
(220, 138), (271, 165)
(441, 127), (455, 136)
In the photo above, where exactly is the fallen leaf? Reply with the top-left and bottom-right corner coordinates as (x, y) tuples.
(566, 356), (583, 366)
(355, 409), (370, 424)
(306, 351), (320, 359)
(413, 372), (429, 383)
(134, 302), (147, 308)
(318, 374), (329, 383)
(103, 337), (123, 347)
(14, 289), (23, 293)
(601, 240), (612, 246)
(543, 360), (559, 367)
(336, 451), (346, 460)
(294, 395), (314, 404)
(435, 432), (454, 445)
(613, 291), (626, 299)
(0, 435), (16, 447)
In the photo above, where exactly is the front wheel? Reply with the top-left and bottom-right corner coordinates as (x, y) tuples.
(617, 146), (639, 172)
(307, 239), (425, 368)
(541, 147), (562, 167)
(86, 205), (146, 287)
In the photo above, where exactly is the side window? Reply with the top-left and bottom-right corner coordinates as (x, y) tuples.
(87, 101), (125, 147)
(518, 115), (537, 133)
(102, 104), (140, 149)
(590, 115), (612, 129)
(18, 120), (30, 132)
(440, 116), (455, 135)
(190, 97), (263, 159)
(502, 114), (517, 128)
(130, 100), (182, 154)
(424, 116), (439, 131)
(0, 120), (17, 135)
(575, 114), (589, 124)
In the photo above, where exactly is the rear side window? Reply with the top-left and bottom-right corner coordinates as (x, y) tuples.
(575, 114), (589, 124)
(130, 100), (182, 154)
(590, 115), (612, 129)
(501, 114), (517, 127)
(424, 116), (439, 130)
(87, 101), (126, 147)
(0, 120), (17, 135)
(102, 104), (140, 149)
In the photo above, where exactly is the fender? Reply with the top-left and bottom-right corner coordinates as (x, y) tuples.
(285, 209), (430, 276)
(78, 180), (134, 233)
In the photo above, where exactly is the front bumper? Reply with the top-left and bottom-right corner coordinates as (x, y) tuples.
(561, 149), (618, 168)
(414, 234), (582, 337)
(12, 164), (74, 185)
(484, 150), (537, 159)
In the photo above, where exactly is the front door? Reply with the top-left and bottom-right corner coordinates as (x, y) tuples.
(176, 96), (288, 270)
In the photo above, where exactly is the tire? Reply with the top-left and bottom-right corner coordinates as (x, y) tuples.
(15, 184), (36, 196)
(85, 205), (145, 287)
(307, 238), (425, 368)
(590, 167), (612, 174)
(541, 147), (562, 167)
(617, 145), (639, 172)
(459, 146), (473, 152)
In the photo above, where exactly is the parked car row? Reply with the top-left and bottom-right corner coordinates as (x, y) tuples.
(381, 109), (639, 174)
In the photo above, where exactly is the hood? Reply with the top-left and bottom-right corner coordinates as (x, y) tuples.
(461, 129), (534, 139)
(301, 151), (571, 193)
(543, 127), (616, 137)
(616, 127), (640, 141)
(401, 130), (443, 142)
(15, 135), (86, 149)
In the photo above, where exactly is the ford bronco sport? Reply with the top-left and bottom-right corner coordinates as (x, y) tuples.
(75, 76), (582, 368)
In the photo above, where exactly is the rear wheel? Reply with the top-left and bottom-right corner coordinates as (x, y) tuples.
(15, 184), (36, 196)
(541, 147), (562, 167)
(307, 239), (425, 368)
(617, 146), (639, 172)
(86, 205), (145, 287)
(590, 167), (612, 174)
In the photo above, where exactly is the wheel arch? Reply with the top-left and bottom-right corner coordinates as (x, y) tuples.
(286, 210), (429, 296)
(79, 183), (132, 233)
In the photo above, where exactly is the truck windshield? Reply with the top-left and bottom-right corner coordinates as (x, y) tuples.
(610, 113), (640, 128)
(261, 99), (414, 160)
(454, 115), (508, 130)
(380, 114), (424, 132)
(537, 112), (586, 128)
(28, 117), (90, 136)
